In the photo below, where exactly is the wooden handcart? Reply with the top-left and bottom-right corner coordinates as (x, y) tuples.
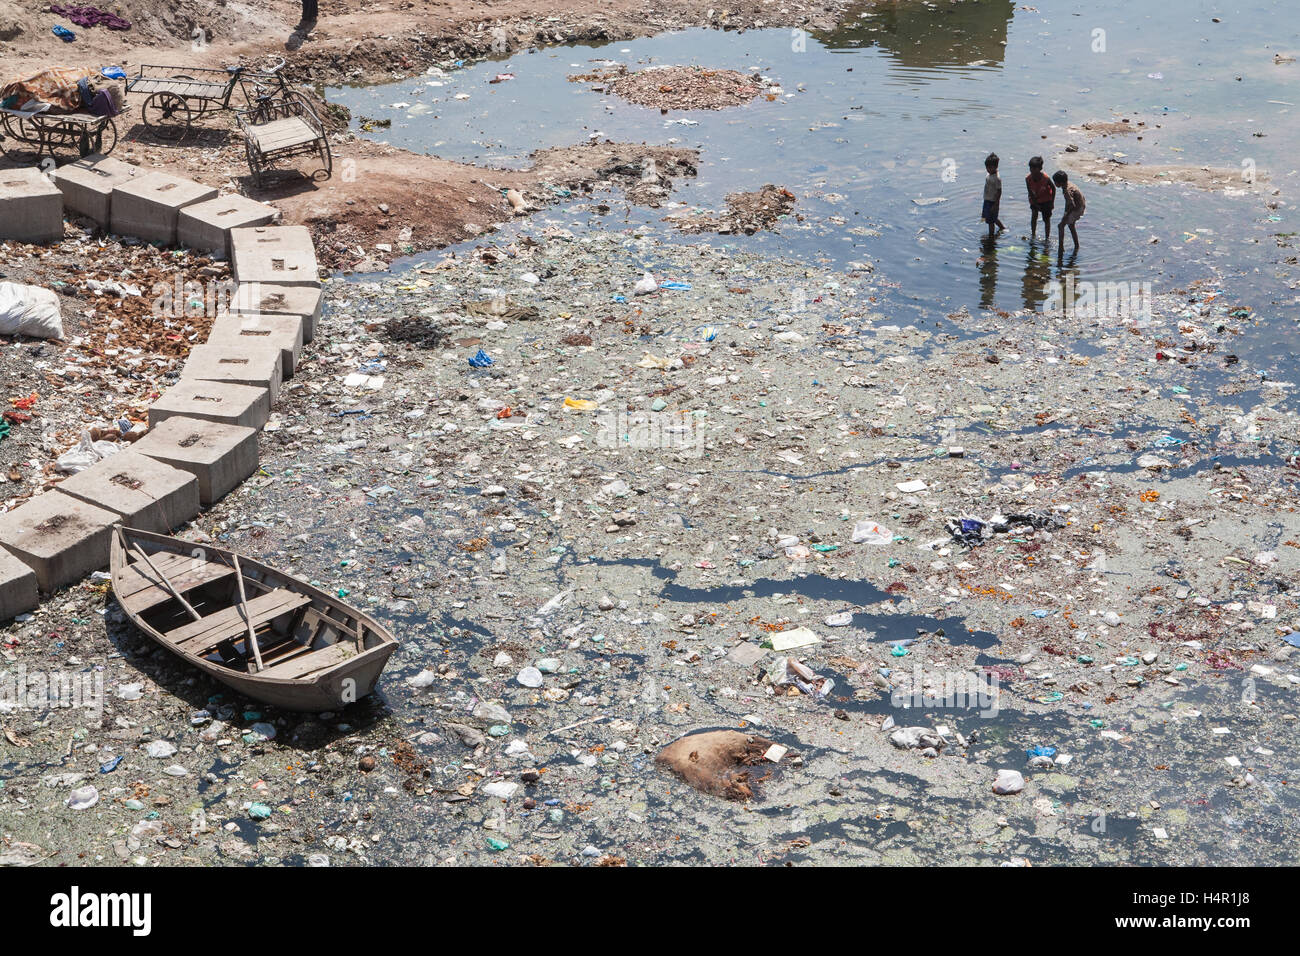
(0, 101), (117, 160)
(236, 93), (331, 187)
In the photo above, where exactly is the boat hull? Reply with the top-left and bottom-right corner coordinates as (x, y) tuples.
(110, 526), (400, 712)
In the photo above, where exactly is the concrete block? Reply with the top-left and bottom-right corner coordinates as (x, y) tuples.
(0, 167), (64, 244)
(0, 491), (117, 592)
(132, 417), (258, 507)
(110, 172), (218, 246)
(51, 155), (140, 227)
(205, 312), (302, 379)
(0, 547), (39, 622)
(177, 194), (278, 255)
(181, 343), (283, 403)
(149, 379), (270, 431)
(229, 282), (321, 343)
(57, 449), (200, 534)
(229, 225), (318, 288)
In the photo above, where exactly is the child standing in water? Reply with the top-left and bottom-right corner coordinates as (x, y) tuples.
(1025, 156), (1055, 243)
(1053, 170), (1085, 253)
(982, 153), (1006, 236)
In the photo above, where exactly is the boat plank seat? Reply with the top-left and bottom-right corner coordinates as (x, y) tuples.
(259, 640), (356, 679)
(167, 589), (313, 657)
(117, 558), (237, 615)
(116, 550), (217, 599)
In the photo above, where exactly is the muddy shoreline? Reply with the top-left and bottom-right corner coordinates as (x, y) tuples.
(0, 0), (853, 262)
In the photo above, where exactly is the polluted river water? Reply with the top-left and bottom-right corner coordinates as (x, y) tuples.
(332, 0), (1299, 356)
(318, 0), (1299, 865)
(4, 0), (1300, 870)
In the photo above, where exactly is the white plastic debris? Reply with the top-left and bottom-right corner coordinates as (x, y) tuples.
(633, 272), (658, 296)
(851, 521), (893, 544)
(992, 769), (1025, 795)
(0, 281), (63, 339)
(55, 431), (120, 474)
(770, 626), (821, 651)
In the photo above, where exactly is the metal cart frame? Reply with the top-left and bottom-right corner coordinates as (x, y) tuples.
(126, 58), (291, 139)
(236, 93), (331, 187)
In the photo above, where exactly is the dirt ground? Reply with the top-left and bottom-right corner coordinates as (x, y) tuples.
(1, 0), (846, 256)
(2, 0), (849, 78)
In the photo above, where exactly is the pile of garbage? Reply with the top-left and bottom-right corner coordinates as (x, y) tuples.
(600, 66), (771, 110)
(945, 510), (1069, 548)
(669, 184), (797, 236)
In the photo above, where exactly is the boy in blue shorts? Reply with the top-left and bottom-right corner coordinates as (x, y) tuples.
(982, 153), (1006, 236)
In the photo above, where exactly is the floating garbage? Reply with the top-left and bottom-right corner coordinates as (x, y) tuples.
(946, 511), (1067, 547)
(66, 786), (99, 810)
(768, 656), (835, 698)
(852, 520), (893, 544)
(769, 626), (821, 651)
(632, 273), (658, 296)
(992, 770), (1025, 795)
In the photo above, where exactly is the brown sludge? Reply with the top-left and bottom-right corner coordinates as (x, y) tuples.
(655, 730), (780, 801)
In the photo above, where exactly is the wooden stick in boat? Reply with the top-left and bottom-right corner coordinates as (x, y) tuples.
(128, 540), (202, 622)
(230, 554), (265, 673)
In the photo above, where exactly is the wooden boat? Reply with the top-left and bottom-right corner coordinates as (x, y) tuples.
(110, 525), (398, 711)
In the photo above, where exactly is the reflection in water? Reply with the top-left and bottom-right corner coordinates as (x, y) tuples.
(1057, 247), (1080, 274)
(1040, 256), (1082, 318)
(977, 235), (998, 311)
(1020, 243), (1054, 312)
(818, 0), (1016, 70)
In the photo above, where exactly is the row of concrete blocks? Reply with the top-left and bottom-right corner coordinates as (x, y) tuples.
(0, 156), (311, 258)
(0, 421), (259, 620)
(0, 216), (322, 619)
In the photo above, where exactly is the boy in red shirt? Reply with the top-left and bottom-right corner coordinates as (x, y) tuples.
(1025, 156), (1055, 243)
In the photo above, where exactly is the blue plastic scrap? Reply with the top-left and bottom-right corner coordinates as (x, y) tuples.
(468, 349), (494, 368)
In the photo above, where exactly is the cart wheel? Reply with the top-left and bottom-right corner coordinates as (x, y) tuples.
(288, 91), (318, 117)
(244, 137), (264, 189)
(0, 116), (38, 163)
(0, 132), (30, 163)
(317, 139), (333, 181)
(89, 119), (118, 158)
(142, 92), (192, 139)
(0, 112), (27, 144)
